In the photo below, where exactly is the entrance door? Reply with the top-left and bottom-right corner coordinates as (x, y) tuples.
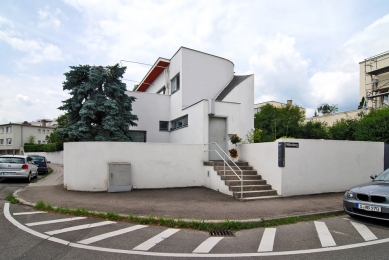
(209, 117), (227, 161)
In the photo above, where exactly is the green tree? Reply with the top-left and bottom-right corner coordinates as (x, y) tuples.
(296, 121), (328, 139)
(56, 114), (69, 128)
(328, 118), (359, 140)
(254, 103), (305, 141)
(358, 97), (365, 109)
(317, 103), (338, 115)
(57, 64), (138, 141)
(354, 106), (389, 143)
(27, 135), (36, 144)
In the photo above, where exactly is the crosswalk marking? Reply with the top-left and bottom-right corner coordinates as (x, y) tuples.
(25, 217), (87, 226)
(258, 228), (276, 252)
(14, 211), (47, 216)
(193, 237), (223, 254)
(133, 229), (180, 251)
(78, 225), (147, 245)
(314, 221), (336, 247)
(350, 221), (378, 241)
(45, 221), (116, 235)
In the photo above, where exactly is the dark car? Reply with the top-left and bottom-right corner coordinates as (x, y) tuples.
(344, 168), (389, 221)
(29, 155), (50, 174)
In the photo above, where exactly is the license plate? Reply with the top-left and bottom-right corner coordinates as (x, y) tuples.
(357, 204), (381, 212)
(1, 172), (16, 175)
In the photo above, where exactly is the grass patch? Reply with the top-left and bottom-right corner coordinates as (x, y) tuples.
(6, 193), (20, 204)
(48, 167), (54, 174)
(33, 201), (345, 231)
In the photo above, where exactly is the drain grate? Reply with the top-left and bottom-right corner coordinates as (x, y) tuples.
(209, 230), (235, 237)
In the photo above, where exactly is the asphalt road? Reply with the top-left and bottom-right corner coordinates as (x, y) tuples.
(2, 200), (389, 259)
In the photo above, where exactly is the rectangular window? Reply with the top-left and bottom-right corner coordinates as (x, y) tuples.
(0, 139), (3, 145)
(171, 73), (180, 94)
(128, 131), (146, 142)
(159, 121), (169, 131)
(170, 115), (188, 131)
(42, 141), (46, 144)
(0, 128), (3, 134)
(6, 138), (12, 145)
(6, 126), (12, 133)
(47, 130), (50, 134)
(38, 140), (41, 144)
(42, 129), (46, 134)
(157, 87), (166, 95)
(38, 129), (41, 134)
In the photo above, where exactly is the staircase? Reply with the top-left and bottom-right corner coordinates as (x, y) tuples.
(204, 161), (278, 200)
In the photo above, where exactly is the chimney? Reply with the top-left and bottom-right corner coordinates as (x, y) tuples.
(287, 100), (292, 106)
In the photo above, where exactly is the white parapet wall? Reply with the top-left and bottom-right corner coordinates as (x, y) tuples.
(239, 139), (384, 196)
(64, 142), (207, 192)
(25, 151), (63, 165)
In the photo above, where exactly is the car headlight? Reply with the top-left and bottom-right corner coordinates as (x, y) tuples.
(344, 190), (355, 198)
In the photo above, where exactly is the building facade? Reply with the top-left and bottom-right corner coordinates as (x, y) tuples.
(0, 120), (56, 155)
(126, 47), (254, 160)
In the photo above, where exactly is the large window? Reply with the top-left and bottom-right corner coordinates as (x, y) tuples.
(128, 131), (146, 142)
(170, 115), (188, 131)
(6, 138), (12, 145)
(0, 139), (3, 145)
(6, 126), (12, 133)
(159, 121), (169, 131)
(171, 73), (180, 94)
(0, 128), (3, 134)
(382, 94), (389, 106)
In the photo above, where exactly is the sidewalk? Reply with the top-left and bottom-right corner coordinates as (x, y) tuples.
(16, 164), (345, 221)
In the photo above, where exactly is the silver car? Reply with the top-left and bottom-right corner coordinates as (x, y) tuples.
(344, 168), (389, 221)
(0, 155), (38, 182)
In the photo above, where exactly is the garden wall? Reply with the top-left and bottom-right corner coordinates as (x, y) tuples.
(239, 139), (384, 196)
(25, 151), (63, 165)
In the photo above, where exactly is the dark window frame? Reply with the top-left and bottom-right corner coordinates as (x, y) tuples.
(159, 121), (169, 131)
(171, 73), (180, 94)
(170, 115), (188, 131)
(157, 86), (166, 95)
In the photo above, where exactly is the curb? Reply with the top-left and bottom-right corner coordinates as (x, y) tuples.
(13, 187), (345, 224)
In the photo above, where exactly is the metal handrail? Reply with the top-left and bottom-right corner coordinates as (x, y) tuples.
(204, 142), (244, 199)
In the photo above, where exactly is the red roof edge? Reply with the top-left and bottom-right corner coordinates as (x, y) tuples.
(136, 58), (170, 92)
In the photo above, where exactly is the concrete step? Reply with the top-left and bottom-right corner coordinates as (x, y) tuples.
(229, 184), (272, 192)
(217, 170), (258, 176)
(220, 175), (262, 181)
(225, 179), (267, 186)
(214, 166), (253, 171)
(241, 195), (282, 200)
(233, 189), (278, 199)
(204, 161), (249, 167)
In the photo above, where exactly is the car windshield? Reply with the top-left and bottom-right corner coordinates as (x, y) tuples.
(375, 168), (389, 181)
(0, 157), (25, 164)
(30, 156), (45, 162)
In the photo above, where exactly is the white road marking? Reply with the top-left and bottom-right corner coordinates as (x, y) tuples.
(5, 203), (389, 258)
(258, 228), (276, 252)
(13, 211), (47, 215)
(350, 221), (378, 241)
(25, 217), (87, 226)
(133, 228), (180, 251)
(78, 225), (148, 245)
(193, 237), (224, 254)
(45, 221), (116, 235)
(314, 221), (336, 247)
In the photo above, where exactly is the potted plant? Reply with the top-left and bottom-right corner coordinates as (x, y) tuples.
(229, 134), (242, 161)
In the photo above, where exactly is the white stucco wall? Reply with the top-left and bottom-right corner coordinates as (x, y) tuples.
(26, 151), (63, 165)
(181, 48), (234, 108)
(64, 142), (207, 192)
(204, 165), (233, 196)
(222, 75), (254, 140)
(239, 139), (384, 196)
(126, 91), (170, 143)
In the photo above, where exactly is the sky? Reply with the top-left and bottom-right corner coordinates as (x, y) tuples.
(1, 0), (389, 123)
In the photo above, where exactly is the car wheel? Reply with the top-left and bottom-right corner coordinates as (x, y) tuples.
(25, 173), (32, 183)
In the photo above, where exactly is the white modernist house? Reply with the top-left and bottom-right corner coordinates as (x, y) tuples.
(126, 47), (254, 160)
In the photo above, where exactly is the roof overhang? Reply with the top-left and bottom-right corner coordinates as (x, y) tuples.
(136, 58), (170, 92)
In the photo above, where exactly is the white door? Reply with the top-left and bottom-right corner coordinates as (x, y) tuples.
(209, 117), (227, 161)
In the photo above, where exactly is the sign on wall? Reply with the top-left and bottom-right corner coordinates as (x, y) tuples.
(278, 142), (285, 167)
(286, 142), (299, 148)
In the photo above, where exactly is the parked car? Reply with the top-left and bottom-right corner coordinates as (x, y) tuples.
(0, 155), (38, 182)
(28, 155), (50, 174)
(344, 168), (389, 221)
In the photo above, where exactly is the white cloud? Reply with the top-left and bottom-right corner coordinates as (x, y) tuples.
(0, 16), (13, 27)
(16, 94), (33, 105)
(38, 6), (66, 28)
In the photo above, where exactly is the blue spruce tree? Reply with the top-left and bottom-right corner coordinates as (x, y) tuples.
(58, 64), (138, 141)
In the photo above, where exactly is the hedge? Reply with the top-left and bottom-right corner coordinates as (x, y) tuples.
(24, 143), (63, 153)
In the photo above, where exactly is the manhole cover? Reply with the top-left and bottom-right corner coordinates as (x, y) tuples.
(209, 230), (235, 237)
